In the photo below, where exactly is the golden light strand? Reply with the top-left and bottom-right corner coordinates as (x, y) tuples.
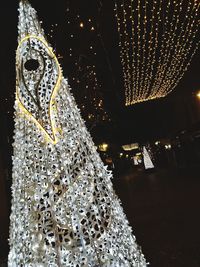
(137, 0), (148, 101)
(159, 1), (200, 96)
(122, 0), (132, 104)
(156, 0), (190, 95)
(115, 0), (200, 105)
(151, 0), (184, 98)
(149, 0), (171, 99)
(143, 0), (162, 100)
(114, 2), (130, 104)
(130, 0), (137, 104)
(134, 0), (141, 101)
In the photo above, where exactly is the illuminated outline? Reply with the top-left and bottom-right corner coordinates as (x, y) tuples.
(16, 35), (62, 144)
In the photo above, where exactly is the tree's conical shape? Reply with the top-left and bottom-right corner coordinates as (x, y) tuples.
(8, 1), (147, 266)
(18, 0), (44, 41)
(143, 147), (154, 170)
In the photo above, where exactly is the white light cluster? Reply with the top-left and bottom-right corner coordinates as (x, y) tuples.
(8, 1), (147, 266)
(114, 0), (200, 106)
(143, 146), (154, 170)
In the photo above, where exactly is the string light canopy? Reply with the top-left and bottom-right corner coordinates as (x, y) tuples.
(114, 0), (200, 106)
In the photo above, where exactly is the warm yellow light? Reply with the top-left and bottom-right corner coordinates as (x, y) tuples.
(115, 0), (200, 106)
(196, 91), (200, 99)
(80, 22), (84, 28)
(16, 35), (62, 144)
(122, 143), (139, 151)
(98, 143), (109, 152)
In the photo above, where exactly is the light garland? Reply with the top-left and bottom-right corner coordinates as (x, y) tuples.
(114, 0), (200, 106)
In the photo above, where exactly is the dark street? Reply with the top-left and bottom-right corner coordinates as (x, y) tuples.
(114, 166), (200, 267)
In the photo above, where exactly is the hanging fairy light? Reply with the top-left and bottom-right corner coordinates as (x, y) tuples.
(114, 0), (200, 106)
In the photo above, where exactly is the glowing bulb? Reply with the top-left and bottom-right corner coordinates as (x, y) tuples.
(80, 22), (84, 28)
(196, 91), (200, 99)
(99, 143), (108, 152)
(165, 144), (171, 150)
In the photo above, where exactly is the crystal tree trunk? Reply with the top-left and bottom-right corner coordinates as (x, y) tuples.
(8, 1), (147, 266)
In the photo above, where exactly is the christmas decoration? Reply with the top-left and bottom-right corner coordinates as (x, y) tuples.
(8, 1), (147, 266)
(143, 146), (154, 170)
(114, 0), (200, 106)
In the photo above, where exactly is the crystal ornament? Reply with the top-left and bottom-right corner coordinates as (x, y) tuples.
(8, 1), (147, 266)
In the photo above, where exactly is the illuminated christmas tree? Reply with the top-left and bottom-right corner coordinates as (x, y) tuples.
(8, 1), (147, 266)
(143, 146), (154, 170)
